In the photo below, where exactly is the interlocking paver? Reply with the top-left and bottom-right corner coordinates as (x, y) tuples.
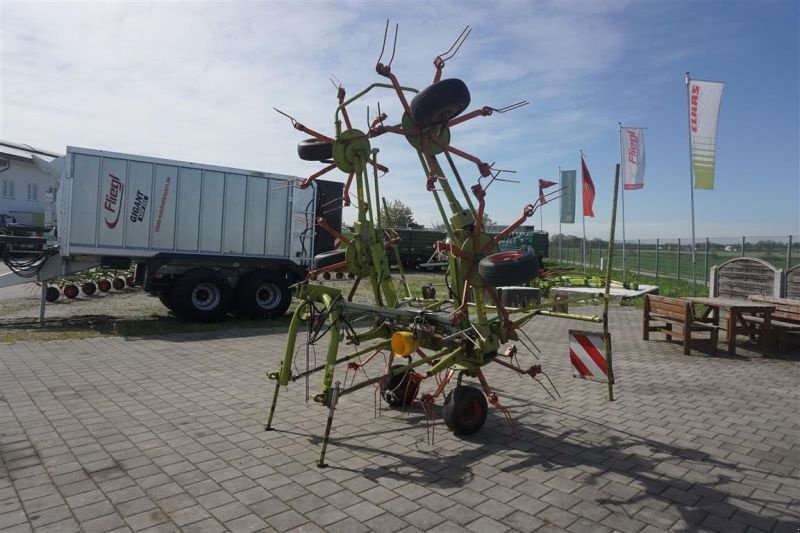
(1, 306), (797, 532)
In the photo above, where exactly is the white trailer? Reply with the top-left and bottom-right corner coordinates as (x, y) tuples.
(0, 147), (343, 321)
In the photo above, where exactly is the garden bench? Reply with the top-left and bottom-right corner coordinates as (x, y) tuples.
(643, 295), (720, 355)
(745, 295), (800, 351)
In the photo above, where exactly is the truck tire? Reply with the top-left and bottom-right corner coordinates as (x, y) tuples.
(410, 79), (471, 128)
(443, 386), (488, 435)
(478, 251), (539, 287)
(236, 270), (291, 319)
(313, 249), (346, 269)
(158, 290), (174, 311)
(45, 286), (60, 302)
(298, 138), (333, 161)
(171, 268), (232, 322)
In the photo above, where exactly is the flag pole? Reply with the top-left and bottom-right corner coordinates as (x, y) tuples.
(617, 123), (627, 282)
(580, 150), (587, 274)
(558, 166), (562, 263)
(686, 72), (698, 295)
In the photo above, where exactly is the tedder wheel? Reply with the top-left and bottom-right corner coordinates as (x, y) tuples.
(409, 78), (471, 128)
(478, 251), (540, 287)
(81, 281), (97, 296)
(171, 268), (232, 322)
(112, 277), (126, 291)
(381, 365), (420, 408)
(297, 138), (334, 161)
(97, 279), (112, 292)
(63, 284), (79, 299)
(45, 286), (60, 302)
(236, 270), (291, 319)
(443, 386), (488, 435)
(125, 275), (135, 287)
(157, 290), (174, 311)
(313, 249), (347, 270)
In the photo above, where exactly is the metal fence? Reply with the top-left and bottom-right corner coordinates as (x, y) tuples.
(552, 235), (799, 285)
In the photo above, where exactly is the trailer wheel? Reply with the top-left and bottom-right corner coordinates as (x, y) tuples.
(410, 79), (471, 128)
(236, 270), (291, 319)
(443, 386), (488, 435)
(297, 138), (333, 161)
(81, 282), (97, 296)
(63, 284), (79, 299)
(98, 279), (112, 292)
(171, 268), (232, 322)
(157, 290), (174, 311)
(381, 365), (420, 408)
(478, 251), (540, 287)
(45, 286), (60, 302)
(112, 277), (126, 291)
(313, 249), (347, 269)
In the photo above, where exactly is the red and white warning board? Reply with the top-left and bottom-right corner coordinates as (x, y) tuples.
(569, 330), (611, 383)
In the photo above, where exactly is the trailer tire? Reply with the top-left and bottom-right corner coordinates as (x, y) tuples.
(478, 251), (539, 287)
(171, 268), (232, 322)
(63, 284), (79, 299)
(298, 138), (333, 161)
(98, 279), (112, 292)
(443, 386), (487, 435)
(157, 290), (174, 311)
(81, 282), (97, 296)
(381, 365), (420, 408)
(313, 249), (347, 269)
(410, 78), (471, 128)
(236, 270), (291, 319)
(45, 286), (60, 302)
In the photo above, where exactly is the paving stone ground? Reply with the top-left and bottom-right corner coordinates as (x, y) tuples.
(0, 304), (798, 532)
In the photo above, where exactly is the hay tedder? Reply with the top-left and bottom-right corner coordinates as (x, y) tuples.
(266, 24), (604, 467)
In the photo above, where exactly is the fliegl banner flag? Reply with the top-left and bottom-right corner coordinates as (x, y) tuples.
(559, 169), (576, 223)
(621, 127), (646, 190)
(689, 78), (724, 190)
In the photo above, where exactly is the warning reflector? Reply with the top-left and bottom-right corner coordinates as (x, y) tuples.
(569, 330), (610, 383)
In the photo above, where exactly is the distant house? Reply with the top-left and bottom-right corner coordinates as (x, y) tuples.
(0, 140), (62, 225)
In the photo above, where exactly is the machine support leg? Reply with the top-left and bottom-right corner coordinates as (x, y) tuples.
(317, 381), (341, 468)
(265, 373), (282, 431)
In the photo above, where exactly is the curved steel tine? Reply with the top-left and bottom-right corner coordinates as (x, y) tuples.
(491, 100), (530, 113)
(388, 23), (399, 67)
(377, 19), (390, 64)
(534, 377), (558, 401)
(439, 25), (471, 62)
(273, 107), (298, 127)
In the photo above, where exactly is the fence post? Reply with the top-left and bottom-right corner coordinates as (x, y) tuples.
(588, 240), (593, 268)
(655, 238), (660, 280)
(637, 239), (641, 277)
(787, 235), (793, 271)
(704, 237), (709, 286)
(741, 236), (746, 257)
(677, 238), (681, 281)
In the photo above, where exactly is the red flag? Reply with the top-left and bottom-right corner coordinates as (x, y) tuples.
(538, 178), (558, 204)
(581, 156), (595, 217)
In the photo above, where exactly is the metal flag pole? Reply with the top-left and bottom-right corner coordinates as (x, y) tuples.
(617, 123), (627, 282)
(580, 150), (587, 274)
(603, 163), (621, 401)
(686, 72), (698, 295)
(558, 166), (562, 263)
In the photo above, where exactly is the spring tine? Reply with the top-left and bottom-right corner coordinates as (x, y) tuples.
(439, 25), (471, 62)
(388, 23), (399, 67)
(273, 107), (298, 127)
(377, 19), (390, 64)
(491, 100), (530, 113)
(534, 377), (558, 401)
(542, 372), (561, 398)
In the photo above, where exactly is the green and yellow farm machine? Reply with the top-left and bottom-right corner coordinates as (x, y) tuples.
(266, 24), (601, 467)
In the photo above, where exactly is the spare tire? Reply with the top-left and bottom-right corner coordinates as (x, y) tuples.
(298, 138), (333, 161)
(478, 251), (540, 287)
(381, 365), (420, 408)
(313, 249), (347, 269)
(410, 79), (471, 128)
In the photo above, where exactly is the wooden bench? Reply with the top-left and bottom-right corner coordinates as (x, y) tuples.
(745, 295), (800, 351)
(643, 295), (720, 355)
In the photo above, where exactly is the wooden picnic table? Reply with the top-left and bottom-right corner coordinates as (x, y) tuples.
(687, 297), (775, 355)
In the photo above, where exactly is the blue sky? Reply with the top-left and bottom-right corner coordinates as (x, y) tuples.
(1, 1), (797, 239)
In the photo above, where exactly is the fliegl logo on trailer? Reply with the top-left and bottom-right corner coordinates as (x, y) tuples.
(103, 173), (125, 229)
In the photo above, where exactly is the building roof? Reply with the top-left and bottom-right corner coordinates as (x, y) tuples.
(0, 140), (62, 163)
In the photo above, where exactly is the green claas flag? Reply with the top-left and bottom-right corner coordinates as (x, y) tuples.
(688, 78), (724, 190)
(560, 169), (576, 223)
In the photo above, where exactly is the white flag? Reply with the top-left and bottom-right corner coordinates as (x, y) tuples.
(689, 78), (724, 190)
(621, 127), (645, 190)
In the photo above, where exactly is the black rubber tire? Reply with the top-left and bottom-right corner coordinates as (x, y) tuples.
(236, 270), (292, 319)
(97, 279), (112, 292)
(297, 138), (333, 161)
(313, 249), (347, 269)
(410, 79), (471, 128)
(478, 251), (540, 287)
(45, 286), (60, 302)
(63, 284), (79, 299)
(443, 386), (488, 435)
(381, 365), (420, 408)
(171, 268), (233, 322)
(125, 275), (136, 287)
(81, 282), (97, 296)
(112, 277), (126, 291)
(157, 290), (174, 311)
